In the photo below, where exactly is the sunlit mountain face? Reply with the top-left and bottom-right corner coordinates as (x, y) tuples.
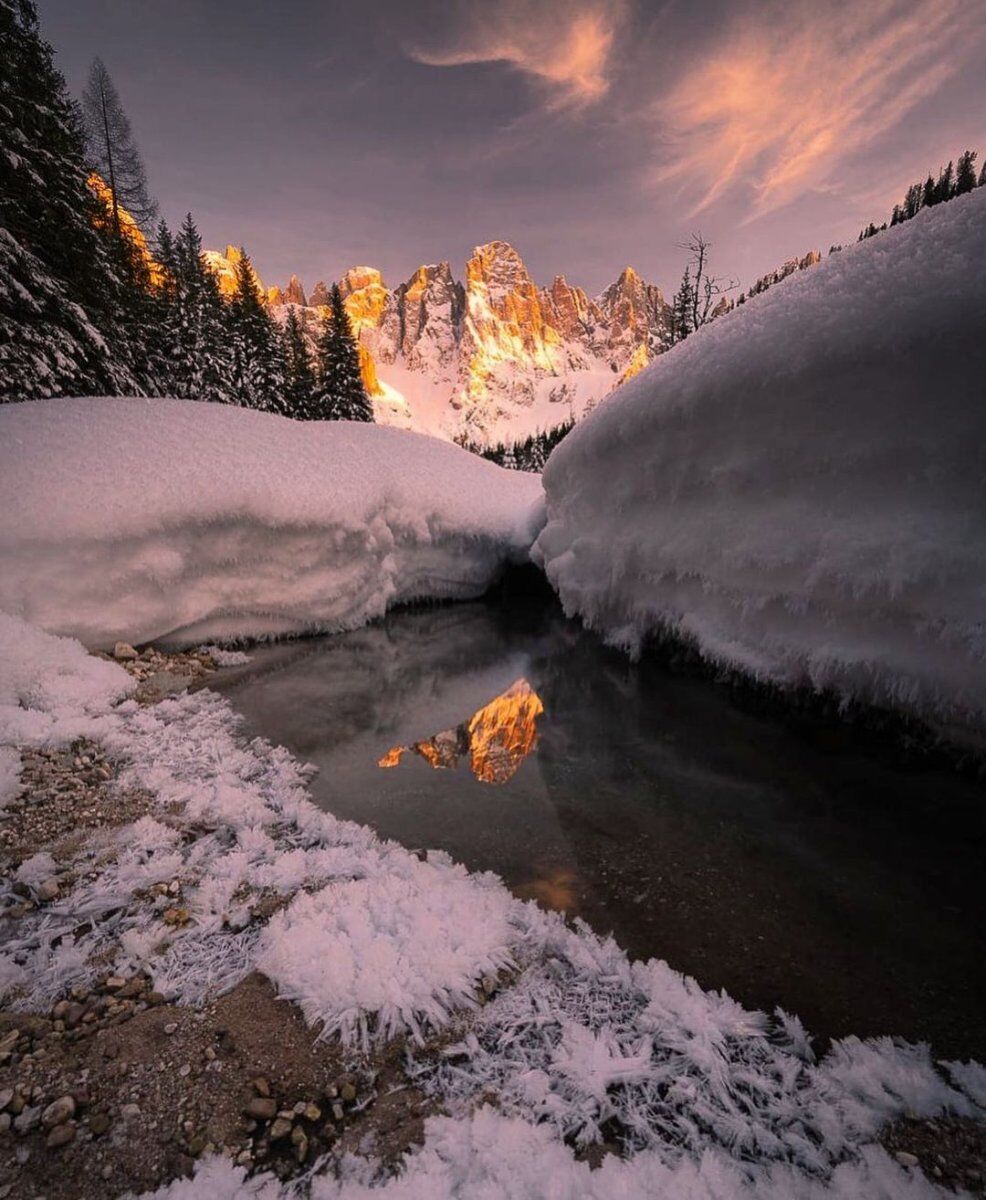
(377, 678), (544, 785)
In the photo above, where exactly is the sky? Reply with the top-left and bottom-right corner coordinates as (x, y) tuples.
(38, 0), (986, 298)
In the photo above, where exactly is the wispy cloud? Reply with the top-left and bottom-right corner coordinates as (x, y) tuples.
(656, 0), (980, 219)
(408, 0), (625, 110)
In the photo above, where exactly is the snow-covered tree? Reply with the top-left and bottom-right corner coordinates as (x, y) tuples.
(281, 307), (317, 419)
(312, 283), (373, 421)
(0, 0), (142, 401)
(229, 248), (285, 412)
(158, 215), (235, 403)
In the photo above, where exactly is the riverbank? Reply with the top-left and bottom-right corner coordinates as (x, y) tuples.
(2, 620), (985, 1198)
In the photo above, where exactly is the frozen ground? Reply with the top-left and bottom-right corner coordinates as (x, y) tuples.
(0, 398), (543, 649)
(0, 611), (982, 1198)
(533, 188), (986, 730)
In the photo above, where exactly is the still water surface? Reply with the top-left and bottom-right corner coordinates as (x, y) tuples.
(207, 598), (986, 1059)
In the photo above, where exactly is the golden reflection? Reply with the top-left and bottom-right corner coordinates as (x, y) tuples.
(513, 869), (578, 912)
(378, 678), (544, 785)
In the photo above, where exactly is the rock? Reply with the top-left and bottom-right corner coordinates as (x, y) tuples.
(88, 1112), (110, 1135)
(895, 1151), (919, 1168)
(245, 1097), (277, 1120)
(113, 642), (138, 661)
(163, 1022), (178, 1035)
(292, 1125), (309, 1162)
(178, 1064), (191, 1077)
(0, 1113), (9, 1133)
(303, 1102), (321, 1122)
(46, 1122), (75, 1149)
(13, 1105), (40, 1134)
(269, 1117), (292, 1141)
(146, 991), (166, 1006)
(37, 877), (60, 902)
(251, 1076), (271, 1098)
(41, 1095), (76, 1128)
(340, 1082), (357, 1103)
(120, 1103), (141, 1122)
(0, 1088), (12, 1111)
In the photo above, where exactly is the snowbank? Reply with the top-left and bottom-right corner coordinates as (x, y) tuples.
(0, 398), (543, 648)
(2, 613), (983, 1200)
(533, 190), (986, 726)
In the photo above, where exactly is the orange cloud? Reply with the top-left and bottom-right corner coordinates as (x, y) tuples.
(409, 0), (623, 110)
(657, 0), (979, 218)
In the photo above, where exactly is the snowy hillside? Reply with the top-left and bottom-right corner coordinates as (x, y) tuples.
(533, 189), (986, 729)
(0, 398), (543, 648)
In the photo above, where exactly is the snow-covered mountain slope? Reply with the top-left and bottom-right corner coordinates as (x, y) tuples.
(532, 188), (986, 731)
(205, 243), (678, 445)
(0, 398), (543, 648)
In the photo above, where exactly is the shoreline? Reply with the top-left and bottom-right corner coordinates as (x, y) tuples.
(1, 631), (984, 1198)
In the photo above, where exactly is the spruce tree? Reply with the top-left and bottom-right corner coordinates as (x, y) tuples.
(922, 174), (938, 207)
(312, 283), (373, 421)
(81, 57), (156, 234)
(670, 268), (694, 345)
(228, 248), (286, 412)
(0, 0), (141, 400)
(955, 150), (978, 195)
(281, 307), (317, 419)
(165, 214), (235, 403)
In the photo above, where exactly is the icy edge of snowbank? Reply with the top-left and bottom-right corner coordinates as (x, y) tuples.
(1, 614), (983, 1200)
(534, 190), (986, 728)
(0, 398), (544, 648)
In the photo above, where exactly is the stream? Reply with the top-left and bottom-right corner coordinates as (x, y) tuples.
(205, 595), (986, 1060)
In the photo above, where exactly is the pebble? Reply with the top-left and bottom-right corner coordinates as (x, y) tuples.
(37, 877), (60, 902)
(340, 1082), (357, 1103)
(178, 1064), (192, 1078)
(245, 1097), (277, 1120)
(46, 1122), (76, 1149)
(269, 1117), (292, 1141)
(88, 1112), (111, 1135)
(894, 1151), (919, 1168)
(114, 642), (139, 661)
(41, 1095), (76, 1128)
(163, 1022), (178, 1035)
(120, 1103), (141, 1122)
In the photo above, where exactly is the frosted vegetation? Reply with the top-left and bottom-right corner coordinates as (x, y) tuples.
(0, 398), (542, 648)
(534, 188), (986, 730)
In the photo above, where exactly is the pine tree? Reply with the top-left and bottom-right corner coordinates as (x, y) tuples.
(228, 248), (285, 412)
(312, 283), (373, 421)
(167, 214), (234, 403)
(955, 150), (978, 195)
(922, 173), (938, 207)
(934, 161), (955, 204)
(670, 268), (693, 345)
(281, 307), (317, 419)
(0, 0), (142, 400)
(81, 57), (156, 234)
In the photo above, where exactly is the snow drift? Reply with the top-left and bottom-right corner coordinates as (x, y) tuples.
(0, 397), (543, 648)
(533, 190), (986, 727)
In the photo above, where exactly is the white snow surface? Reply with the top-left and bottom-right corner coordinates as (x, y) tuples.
(2, 614), (983, 1200)
(533, 190), (986, 727)
(0, 397), (543, 648)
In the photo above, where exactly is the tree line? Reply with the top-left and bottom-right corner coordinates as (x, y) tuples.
(459, 418), (575, 473)
(854, 149), (983, 243)
(0, 2), (371, 420)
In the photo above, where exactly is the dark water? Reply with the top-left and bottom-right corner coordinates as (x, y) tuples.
(207, 597), (986, 1059)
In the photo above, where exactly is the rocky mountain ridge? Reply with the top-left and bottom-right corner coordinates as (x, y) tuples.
(204, 241), (675, 443)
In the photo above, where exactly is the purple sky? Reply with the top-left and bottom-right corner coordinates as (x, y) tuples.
(39, 0), (986, 298)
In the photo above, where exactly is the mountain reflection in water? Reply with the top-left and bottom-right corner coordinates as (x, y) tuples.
(204, 597), (986, 1060)
(378, 678), (544, 784)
